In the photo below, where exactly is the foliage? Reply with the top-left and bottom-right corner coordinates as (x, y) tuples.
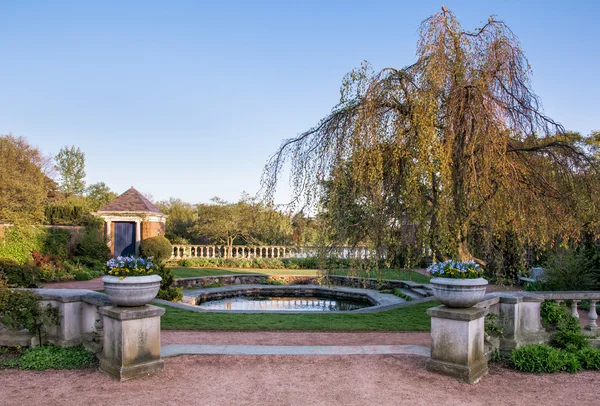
(484, 312), (504, 336)
(105, 256), (158, 278)
(54, 145), (86, 196)
(536, 300), (591, 362)
(156, 265), (183, 302)
(159, 300), (439, 331)
(0, 226), (70, 264)
(169, 265), (432, 284)
(261, 9), (600, 264)
(540, 300), (571, 327)
(44, 196), (93, 225)
(74, 220), (111, 265)
(191, 196), (293, 257)
(0, 134), (54, 223)
(85, 182), (117, 211)
(0, 258), (42, 287)
(140, 236), (172, 264)
(0, 279), (60, 345)
(576, 347), (600, 370)
(14, 345), (97, 370)
(155, 198), (197, 243)
(542, 248), (597, 291)
(511, 344), (581, 374)
(427, 260), (484, 279)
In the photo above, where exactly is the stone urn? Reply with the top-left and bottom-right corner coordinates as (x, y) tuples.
(102, 275), (162, 307)
(430, 277), (488, 308)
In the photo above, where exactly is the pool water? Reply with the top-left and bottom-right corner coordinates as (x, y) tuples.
(199, 296), (370, 311)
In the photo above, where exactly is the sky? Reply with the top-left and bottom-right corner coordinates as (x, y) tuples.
(1, 0), (599, 205)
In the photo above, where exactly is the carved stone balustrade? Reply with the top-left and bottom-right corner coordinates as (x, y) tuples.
(169, 245), (378, 260)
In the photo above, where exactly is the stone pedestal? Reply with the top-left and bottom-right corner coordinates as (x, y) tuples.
(426, 306), (488, 384)
(498, 294), (548, 356)
(99, 305), (165, 381)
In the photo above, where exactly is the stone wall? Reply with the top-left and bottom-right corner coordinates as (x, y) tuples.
(173, 274), (433, 295)
(0, 289), (110, 354)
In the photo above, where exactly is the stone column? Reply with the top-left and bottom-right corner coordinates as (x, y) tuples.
(426, 306), (488, 384)
(134, 221), (141, 256)
(99, 305), (165, 381)
(587, 300), (598, 331)
(105, 220), (112, 254)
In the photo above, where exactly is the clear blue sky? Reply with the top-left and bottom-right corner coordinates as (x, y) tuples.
(2, 0), (598, 205)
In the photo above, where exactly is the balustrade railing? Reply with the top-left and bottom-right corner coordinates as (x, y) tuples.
(537, 292), (599, 331)
(170, 245), (379, 260)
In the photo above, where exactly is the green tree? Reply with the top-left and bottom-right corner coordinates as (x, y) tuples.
(190, 196), (293, 257)
(262, 9), (599, 264)
(86, 182), (117, 211)
(191, 198), (255, 257)
(0, 134), (53, 223)
(55, 145), (86, 196)
(155, 198), (197, 243)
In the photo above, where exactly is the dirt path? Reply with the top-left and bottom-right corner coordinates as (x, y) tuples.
(1, 354), (598, 406)
(161, 331), (431, 346)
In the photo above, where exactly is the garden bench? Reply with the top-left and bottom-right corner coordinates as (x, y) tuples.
(519, 267), (545, 284)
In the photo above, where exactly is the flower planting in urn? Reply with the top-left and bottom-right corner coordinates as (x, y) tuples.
(102, 256), (162, 306)
(427, 260), (487, 308)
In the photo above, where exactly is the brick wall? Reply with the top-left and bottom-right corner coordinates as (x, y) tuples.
(141, 221), (165, 240)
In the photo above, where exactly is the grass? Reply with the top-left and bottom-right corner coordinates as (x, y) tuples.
(170, 267), (431, 284)
(159, 300), (438, 332)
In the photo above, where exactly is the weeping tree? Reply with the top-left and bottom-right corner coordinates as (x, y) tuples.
(261, 8), (599, 264)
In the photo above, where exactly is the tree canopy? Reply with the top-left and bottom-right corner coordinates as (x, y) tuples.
(55, 145), (86, 196)
(0, 134), (53, 223)
(262, 9), (599, 263)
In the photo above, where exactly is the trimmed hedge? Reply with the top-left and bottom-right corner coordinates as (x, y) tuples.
(140, 236), (172, 264)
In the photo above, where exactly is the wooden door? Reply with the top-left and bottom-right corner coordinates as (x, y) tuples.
(114, 222), (135, 257)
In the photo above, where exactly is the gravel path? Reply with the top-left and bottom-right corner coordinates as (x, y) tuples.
(1, 354), (598, 406)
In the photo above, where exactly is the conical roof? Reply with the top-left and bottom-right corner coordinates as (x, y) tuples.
(97, 187), (162, 214)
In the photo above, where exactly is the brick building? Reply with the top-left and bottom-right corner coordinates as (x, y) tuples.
(93, 187), (167, 257)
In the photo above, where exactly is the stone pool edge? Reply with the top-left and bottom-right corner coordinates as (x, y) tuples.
(154, 284), (436, 314)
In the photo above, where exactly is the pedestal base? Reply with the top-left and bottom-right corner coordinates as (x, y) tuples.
(426, 358), (488, 384)
(427, 305), (488, 384)
(98, 304), (165, 381)
(99, 358), (165, 381)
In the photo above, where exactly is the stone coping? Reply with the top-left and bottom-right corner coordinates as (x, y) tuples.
(427, 305), (487, 321)
(156, 284), (435, 314)
(31, 289), (111, 306)
(99, 304), (165, 320)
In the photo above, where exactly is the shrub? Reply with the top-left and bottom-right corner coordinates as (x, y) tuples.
(0, 279), (59, 345)
(0, 257), (42, 287)
(15, 345), (97, 370)
(140, 236), (172, 264)
(543, 248), (595, 291)
(156, 265), (183, 302)
(576, 348), (600, 370)
(510, 344), (581, 373)
(540, 300), (569, 327)
(74, 223), (110, 263)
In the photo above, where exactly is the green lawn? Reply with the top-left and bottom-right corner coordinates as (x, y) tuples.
(170, 267), (431, 284)
(159, 300), (438, 331)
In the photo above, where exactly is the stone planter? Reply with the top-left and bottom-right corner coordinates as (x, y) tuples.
(430, 277), (488, 308)
(102, 275), (162, 307)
